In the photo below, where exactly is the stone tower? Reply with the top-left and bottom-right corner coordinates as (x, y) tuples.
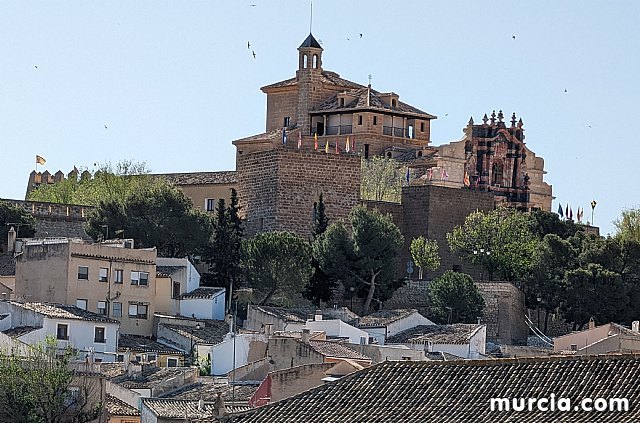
(295, 33), (324, 135)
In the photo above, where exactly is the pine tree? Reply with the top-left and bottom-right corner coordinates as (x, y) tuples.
(305, 194), (337, 307)
(312, 193), (329, 239)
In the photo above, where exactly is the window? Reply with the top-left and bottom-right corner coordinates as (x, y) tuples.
(205, 198), (215, 212)
(421, 121), (425, 132)
(358, 115), (363, 125)
(131, 271), (149, 286)
(146, 353), (157, 362)
(373, 116), (378, 125)
(408, 125), (414, 139)
(128, 303), (148, 319)
(312, 54), (318, 68)
(57, 324), (68, 340)
(112, 302), (122, 318)
(172, 281), (181, 299)
(99, 268), (108, 282)
(78, 266), (88, 280)
(114, 269), (123, 284)
(283, 116), (290, 127)
(116, 354), (124, 362)
(167, 357), (178, 367)
(76, 299), (87, 310)
(391, 99), (397, 108)
(303, 54), (308, 68)
(339, 98), (345, 107)
(94, 327), (106, 343)
(97, 301), (107, 315)
(364, 144), (370, 159)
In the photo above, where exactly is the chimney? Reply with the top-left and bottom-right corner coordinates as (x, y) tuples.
(633, 321), (639, 332)
(301, 328), (310, 344)
(7, 227), (16, 254)
(214, 393), (226, 417)
(198, 398), (205, 411)
(588, 317), (595, 330)
(314, 309), (322, 321)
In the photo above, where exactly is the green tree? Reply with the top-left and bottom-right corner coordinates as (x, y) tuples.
(85, 184), (212, 257)
(409, 236), (440, 279)
(428, 271), (485, 324)
(0, 201), (36, 253)
(529, 209), (582, 240)
(614, 207), (640, 243)
(304, 194), (336, 307)
(0, 338), (103, 422)
(27, 160), (165, 206)
(447, 209), (538, 282)
(314, 206), (404, 314)
(242, 231), (313, 305)
(360, 156), (407, 203)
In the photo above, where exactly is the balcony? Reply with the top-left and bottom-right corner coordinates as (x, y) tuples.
(323, 125), (352, 136)
(383, 126), (415, 138)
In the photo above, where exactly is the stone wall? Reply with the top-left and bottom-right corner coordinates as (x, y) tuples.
(237, 148), (361, 238)
(476, 282), (528, 345)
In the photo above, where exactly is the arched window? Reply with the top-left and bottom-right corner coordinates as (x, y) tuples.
(313, 54), (318, 68)
(492, 160), (504, 186)
(303, 54), (308, 68)
(387, 152), (392, 158)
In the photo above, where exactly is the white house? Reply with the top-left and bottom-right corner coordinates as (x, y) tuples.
(304, 311), (370, 345)
(156, 257), (200, 294)
(208, 332), (268, 376)
(387, 324), (487, 359)
(180, 287), (226, 320)
(0, 300), (119, 362)
(356, 309), (435, 345)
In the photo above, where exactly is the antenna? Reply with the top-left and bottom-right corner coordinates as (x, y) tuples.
(309, 0), (313, 34)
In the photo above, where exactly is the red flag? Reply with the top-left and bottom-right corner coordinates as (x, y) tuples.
(335, 137), (339, 154)
(441, 168), (449, 180)
(463, 170), (470, 187)
(297, 132), (302, 149)
(427, 168), (433, 181)
(352, 135), (355, 150)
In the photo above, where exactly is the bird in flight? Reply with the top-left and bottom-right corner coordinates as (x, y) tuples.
(252, 50), (256, 59)
(564, 89), (568, 93)
(104, 125), (108, 129)
(512, 35), (516, 40)
(359, 33), (363, 38)
(250, 3), (256, 6)
(247, 41), (251, 49)
(34, 65), (38, 69)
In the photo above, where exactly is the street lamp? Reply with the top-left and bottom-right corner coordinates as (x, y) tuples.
(473, 248), (491, 281)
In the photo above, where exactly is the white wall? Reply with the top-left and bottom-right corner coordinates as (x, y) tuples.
(20, 318), (119, 362)
(209, 333), (265, 376)
(180, 292), (225, 320)
(305, 319), (369, 344)
(156, 257), (201, 294)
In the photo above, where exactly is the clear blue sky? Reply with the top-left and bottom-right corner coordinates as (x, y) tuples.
(2, 1), (639, 235)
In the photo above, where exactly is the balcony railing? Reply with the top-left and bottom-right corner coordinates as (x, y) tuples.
(383, 126), (415, 139)
(320, 125), (352, 136)
(326, 125), (339, 135)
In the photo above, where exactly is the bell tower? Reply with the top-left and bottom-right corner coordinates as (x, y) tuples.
(296, 33), (323, 136)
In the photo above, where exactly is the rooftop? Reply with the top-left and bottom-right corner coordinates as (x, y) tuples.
(387, 324), (483, 345)
(111, 366), (194, 390)
(142, 398), (251, 420)
(231, 354), (640, 422)
(161, 321), (229, 345)
(261, 70), (363, 92)
(6, 301), (119, 324)
(0, 255), (15, 276)
(356, 309), (420, 328)
(182, 287), (225, 300)
(159, 382), (258, 402)
(2, 325), (39, 338)
(307, 340), (370, 361)
(105, 394), (139, 417)
(118, 334), (185, 355)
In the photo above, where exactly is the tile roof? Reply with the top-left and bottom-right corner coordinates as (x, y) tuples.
(231, 354), (640, 422)
(112, 367), (193, 389)
(182, 287), (225, 300)
(8, 301), (119, 324)
(96, 362), (127, 379)
(299, 33), (322, 49)
(356, 309), (419, 328)
(160, 382), (258, 402)
(118, 334), (185, 355)
(156, 265), (182, 277)
(261, 70), (364, 91)
(0, 255), (16, 276)
(162, 321), (229, 345)
(307, 340), (371, 361)
(387, 324), (482, 345)
(311, 86), (436, 118)
(105, 394), (139, 417)
(2, 325), (40, 338)
(142, 398), (251, 420)
(233, 128), (289, 144)
(251, 306), (312, 323)
(156, 171), (237, 186)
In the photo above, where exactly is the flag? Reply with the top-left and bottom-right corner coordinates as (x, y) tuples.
(557, 203), (564, 218)
(314, 133), (318, 150)
(565, 205), (569, 218)
(577, 207), (583, 223)
(569, 207), (573, 221)
(335, 137), (339, 154)
(36, 155), (46, 165)
(406, 168), (411, 184)
(325, 139), (329, 153)
(282, 128), (287, 145)
(427, 168), (433, 181)
(345, 136), (350, 153)
(352, 135), (355, 150)
(463, 170), (470, 187)
(441, 168), (449, 180)
(297, 132), (302, 149)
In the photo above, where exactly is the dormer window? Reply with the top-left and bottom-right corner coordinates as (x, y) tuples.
(391, 99), (397, 108)
(339, 98), (345, 107)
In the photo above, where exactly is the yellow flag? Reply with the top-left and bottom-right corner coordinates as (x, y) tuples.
(325, 140), (329, 153)
(346, 136), (350, 153)
(36, 155), (46, 165)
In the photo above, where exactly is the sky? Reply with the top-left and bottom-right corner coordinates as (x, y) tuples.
(1, 1), (639, 235)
